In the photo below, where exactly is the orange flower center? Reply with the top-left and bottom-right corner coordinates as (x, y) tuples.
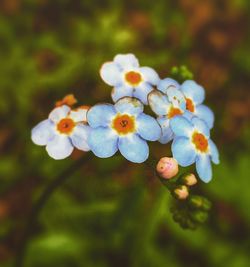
(125, 71), (142, 85)
(168, 106), (183, 119)
(57, 118), (75, 134)
(112, 114), (136, 135)
(186, 98), (195, 112)
(192, 132), (208, 152)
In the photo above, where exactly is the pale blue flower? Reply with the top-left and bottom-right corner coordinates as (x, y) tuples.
(87, 97), (161, 163)
(100, 54), (159, 104)
(31, 105), (91, 159)
(170, 116), (219, 183)
(158, 78), (186, 111)
(148, 87), (187, 144)
(180, 80), (214, 129)
(158, 78), (214, 129)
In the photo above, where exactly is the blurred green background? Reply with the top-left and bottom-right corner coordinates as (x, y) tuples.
(0, 0), (250, 266)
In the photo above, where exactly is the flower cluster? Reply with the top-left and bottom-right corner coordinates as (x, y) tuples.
(32, 53), (219, 182)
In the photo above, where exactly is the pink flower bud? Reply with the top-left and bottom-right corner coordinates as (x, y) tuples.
(173, 185), (189, 200)
(156, 157), (179, 179)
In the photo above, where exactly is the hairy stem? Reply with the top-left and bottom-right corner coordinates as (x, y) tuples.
(14, 153), (92, 267)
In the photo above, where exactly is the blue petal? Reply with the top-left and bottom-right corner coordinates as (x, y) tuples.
(157, 78), (180, 94)
(181, 80), (205, 105)
(148, 90), (170, 116)
(118, 134), (149, 163)
(157, 117), (174, 144)
(88, 127), (118, 158)
(31, 119), (55, 146)
(191, 117), (210, 138)
(196, 154), (212, 183)
(87, 104), (116, 128)
(136, 113), (161, 141)
(170, 116), (194, 137)
(100, 62), (122, 86)
(208, 139), (219, 164)
(70, 124), (90, 151)
(139, 67), (159, 85)
(133, 82), (153, 104)
(114, 97), (143, 116)
(171, 137), (196, 167)
(195, 104), (214, 129)
(114, 54), (139, 69)
(111, 85), (133, 102)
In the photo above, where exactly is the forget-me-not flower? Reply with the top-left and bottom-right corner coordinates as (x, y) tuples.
(31, 105), (91, 159)
(87, 97), (161, 163)
(100, 54), (159, 104)
(180, 80), (214, 129)
(170, 115), (219, 182)
(157, 78), (186, 110)
(148, 85), (186, 144)
(158, 78), (214, 129)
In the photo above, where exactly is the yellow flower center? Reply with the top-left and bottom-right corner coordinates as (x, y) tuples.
(57, 118), (75, 134)
(112, 114), (136, 135)
(125, 71), (142, 85)
(167, 106), (183, 119)
(186, 98), (195, 112)
(192, 132), (208, 152)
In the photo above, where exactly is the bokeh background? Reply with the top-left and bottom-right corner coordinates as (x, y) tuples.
(0, 0), (250, 266)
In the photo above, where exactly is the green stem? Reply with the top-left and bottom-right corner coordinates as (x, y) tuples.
(14, 154), (92, 267)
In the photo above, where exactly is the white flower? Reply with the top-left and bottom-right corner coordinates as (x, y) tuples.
(31, 105), (91, 160)
(100, 53), (159, 104)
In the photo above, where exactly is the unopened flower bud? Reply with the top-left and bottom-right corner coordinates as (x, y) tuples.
(173, 185), (189, 200)
(190, 210), (208, 223)
(182, 173), (197, 186)
(156, 157), (179, 179)
(55, 94), (77, 107)
(188, 195), (212, 211)
(188, 195), (203, 208)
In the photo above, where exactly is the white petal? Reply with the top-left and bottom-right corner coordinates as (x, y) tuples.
(157, 117), (174, 144)
(69, 107), (89, 123)
(49, 105), (71, 123)
(100, 62), (122, 86)
(71, 124), (91, 151)
(181, 80), (205, 105)
(31, 119), (55, 146)
(148, 90), (171, 116)
(157, 78), (180, 94)
(191, 117), (210, 138)
(114, 54), (139, 69)
(114, 97), (144, 116)
(46, 135), (74, 160)
(139, 67), (159, 85)
(166, 87), (186, 111)
(111, 85), (133, 103)
(133, 82), (153, 105)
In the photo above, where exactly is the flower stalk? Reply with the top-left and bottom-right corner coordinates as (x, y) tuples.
(147, 155), (212, 230)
